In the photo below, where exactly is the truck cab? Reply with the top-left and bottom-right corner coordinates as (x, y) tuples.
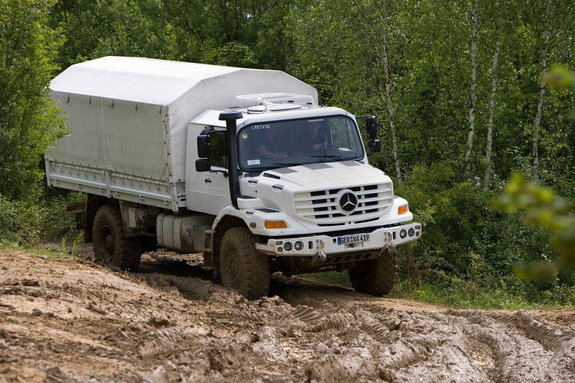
(185, 94), (421, 298)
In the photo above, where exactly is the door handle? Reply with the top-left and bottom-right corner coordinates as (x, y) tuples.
(205, 178), (212, 184)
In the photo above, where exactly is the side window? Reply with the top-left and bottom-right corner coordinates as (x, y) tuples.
(329, 118), (358, 151)
(209, 131), (226, 169)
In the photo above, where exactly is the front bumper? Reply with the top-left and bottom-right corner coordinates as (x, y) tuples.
(255, 222), (421, 257)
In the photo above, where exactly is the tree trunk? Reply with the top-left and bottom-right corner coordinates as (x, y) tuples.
(464, 0), (479, 176)
(533, 1), (559, 181)
(380, 0), (402, 184)
(533, 9), (554, 181)
(351, 0), (402, 183)
(484, 39), (501, 188)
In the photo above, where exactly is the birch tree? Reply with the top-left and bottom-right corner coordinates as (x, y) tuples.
(464, 0), (479, 175)
(532, 0), (556, 180)
(346, 0), (403, 183)
(378, 0), (402, 184)
(483, 38), (500, 187)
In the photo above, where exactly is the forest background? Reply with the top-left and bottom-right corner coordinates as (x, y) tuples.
(1, 0), (574, 308)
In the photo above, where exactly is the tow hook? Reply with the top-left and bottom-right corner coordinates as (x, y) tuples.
(312, 239), (327, 264)
(384, 232), (392, 246)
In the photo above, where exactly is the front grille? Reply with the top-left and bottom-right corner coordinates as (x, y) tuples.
(293, 183), (394, 226)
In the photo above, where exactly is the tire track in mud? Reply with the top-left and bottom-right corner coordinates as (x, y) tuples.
(253, 279), (575, 383)
(450, 309), (575, 383)
(1, 250), (574, 383)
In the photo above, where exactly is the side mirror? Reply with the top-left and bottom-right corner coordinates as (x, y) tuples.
(195, 158), (211, 172)
(197, 135), (211, 158)
(368, 139), (381, 153)
(366, 116), (377, 140)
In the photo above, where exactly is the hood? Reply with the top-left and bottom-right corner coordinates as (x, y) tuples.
(260, 161), (391, 191)
(239, 160), (397, 229)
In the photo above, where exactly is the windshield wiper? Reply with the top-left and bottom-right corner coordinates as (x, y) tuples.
(272, 162), (302, 167)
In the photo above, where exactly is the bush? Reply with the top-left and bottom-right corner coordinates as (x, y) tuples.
(39, 192), (84, 241)
(0, 195), (42, 246)
(0, 192), (82, 246)
(396, 162), (562, 294)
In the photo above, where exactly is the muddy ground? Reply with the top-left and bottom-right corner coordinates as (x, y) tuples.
(1, 247), (574, 383)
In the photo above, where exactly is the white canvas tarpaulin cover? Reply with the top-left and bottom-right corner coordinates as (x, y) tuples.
(46, 56), (317, 210)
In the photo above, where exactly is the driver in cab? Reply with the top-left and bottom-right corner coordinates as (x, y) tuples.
(297, 120), (327, 155)
(257, 127), (287, 159)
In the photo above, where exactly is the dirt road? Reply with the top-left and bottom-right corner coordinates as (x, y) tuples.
(1, 248), (574, 383)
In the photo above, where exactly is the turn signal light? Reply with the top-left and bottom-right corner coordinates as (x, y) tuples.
(398, 204), (409, 215)
(265, 220), (287, 229)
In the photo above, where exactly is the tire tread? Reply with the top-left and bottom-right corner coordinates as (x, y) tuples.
(348, 247), (397, 296)
(220, 227), (269, 299)
(93, 205), (141, 271)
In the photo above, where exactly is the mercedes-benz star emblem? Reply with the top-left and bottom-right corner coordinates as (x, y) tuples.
(339, 192), (358, 213)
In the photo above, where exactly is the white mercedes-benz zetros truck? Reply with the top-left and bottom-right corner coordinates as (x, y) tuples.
(46, 57), (421, 299)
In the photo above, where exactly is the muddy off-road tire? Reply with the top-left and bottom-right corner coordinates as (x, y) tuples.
(348, 247), (397, 296)
(92, 205), (142, 271)
(219, 227), (270, 300)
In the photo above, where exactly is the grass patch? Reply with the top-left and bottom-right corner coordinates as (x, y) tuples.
(300, 270), (575, 310)
(392, 279), (575, 310)
(0, 243), (81, 261)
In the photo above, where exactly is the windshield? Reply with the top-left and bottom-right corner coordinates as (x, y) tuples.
(238, 115), (364, 171)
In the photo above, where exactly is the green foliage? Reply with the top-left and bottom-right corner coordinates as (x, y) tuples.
(0, 192), (82, 246)
(49, 0), (296, 70)
(497, 174), (575, 273)
(397, 163), (558, 291)
(0, 195), (42, 246)
(38, 192), (84, 241)
(394, 278), (575, 309)
(0, 0), (66, 201)
(544, 65), (575, 90)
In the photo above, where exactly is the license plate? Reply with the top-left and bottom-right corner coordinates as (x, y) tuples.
(337, 234), (370, 245)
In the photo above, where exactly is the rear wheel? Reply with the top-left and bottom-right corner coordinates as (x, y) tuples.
(348, 247), (397, 296)
(92, 205), (142, 271)
(220, 227), (269, 300)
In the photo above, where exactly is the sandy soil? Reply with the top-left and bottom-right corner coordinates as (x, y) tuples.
(1, 247), (574, 383)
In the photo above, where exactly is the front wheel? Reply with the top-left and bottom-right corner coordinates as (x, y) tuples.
(348, 247), (397, 296)
(92, 205), (142, 271)
(219, 227), (270, 300)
